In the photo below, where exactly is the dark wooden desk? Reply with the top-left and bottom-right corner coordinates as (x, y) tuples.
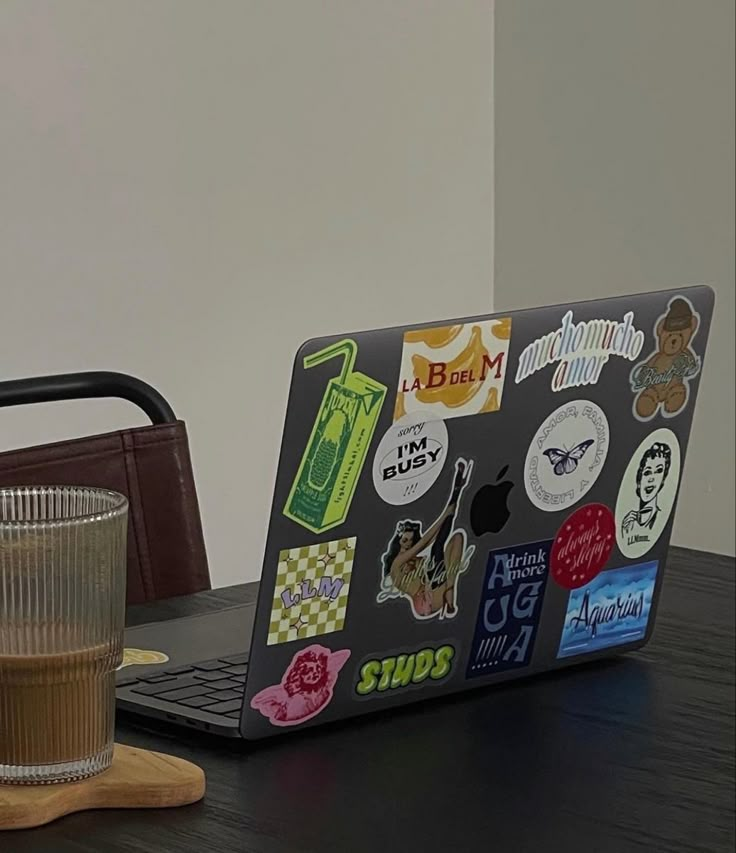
(10, 547), (735, 853)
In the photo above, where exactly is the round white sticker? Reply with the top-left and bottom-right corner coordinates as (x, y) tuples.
(372, 413), (449, 505)
(524, 400), (609, 512)
(615, 428), (681, 559)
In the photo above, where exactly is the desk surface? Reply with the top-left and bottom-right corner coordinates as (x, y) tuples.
(10, 547), (735, 853)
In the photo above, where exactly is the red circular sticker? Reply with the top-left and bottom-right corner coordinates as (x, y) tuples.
(551, 503), (615, 590)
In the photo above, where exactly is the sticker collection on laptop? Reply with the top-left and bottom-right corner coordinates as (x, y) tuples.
(249, 291), (703, 730)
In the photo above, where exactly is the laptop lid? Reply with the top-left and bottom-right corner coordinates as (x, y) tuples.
(240, 285), (714, 738)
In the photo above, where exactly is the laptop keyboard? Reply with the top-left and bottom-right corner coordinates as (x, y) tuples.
(117, 653), (249, 719)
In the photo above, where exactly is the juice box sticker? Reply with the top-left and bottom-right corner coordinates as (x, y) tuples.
(285, 339), (387, 534)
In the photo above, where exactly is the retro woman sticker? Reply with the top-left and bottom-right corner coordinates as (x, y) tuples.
(615, 429), (681, 559)
(377, 457), (475, 620)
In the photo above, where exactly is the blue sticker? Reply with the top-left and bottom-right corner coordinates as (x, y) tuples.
(466, 539), (551, 678)
(558, 561), (659, 658)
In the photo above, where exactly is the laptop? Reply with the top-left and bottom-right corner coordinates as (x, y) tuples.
(117, 285), (714, 739)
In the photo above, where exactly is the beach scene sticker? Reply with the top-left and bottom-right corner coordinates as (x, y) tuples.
(515, 310), (644, 391)
(524, 400), (609, 513)
(250, 644), (350, 727)
(615, 429), (681, 559)
(372, 413), (449, 506)
(630, 296), (702, 421)
(466, 540), (551, 679)
(284, 339), (386, 534)
(377, 457), (475, 621)
(267, 537), (356, 646)
(558, 561), (659, 658)
(550, 503), (615, 590)
(395, 318), (511, 422)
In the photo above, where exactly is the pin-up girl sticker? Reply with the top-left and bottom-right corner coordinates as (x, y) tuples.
(615, 429), (681, 559)
(377, 457), (476, 620)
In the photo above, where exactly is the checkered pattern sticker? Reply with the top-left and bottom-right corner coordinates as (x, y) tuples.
(267, 537), (356, 646)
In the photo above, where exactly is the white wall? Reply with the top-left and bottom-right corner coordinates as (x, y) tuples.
(495, 0), (735, 556)
(0, 2), (495, 585)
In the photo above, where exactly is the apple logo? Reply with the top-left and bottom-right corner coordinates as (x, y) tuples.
(470, 465), (514, 536)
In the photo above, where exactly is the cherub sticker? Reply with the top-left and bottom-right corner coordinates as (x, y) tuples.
(250, 644), (350, 728)
(377, 458), (475, 620)
(615, 429), (681, 559)
(630, 296), (702, 421)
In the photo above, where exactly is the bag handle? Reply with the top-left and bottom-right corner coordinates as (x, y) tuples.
(0, 372), (176, 425)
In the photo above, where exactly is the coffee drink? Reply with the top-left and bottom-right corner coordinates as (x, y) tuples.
(0, 642), (119, 769)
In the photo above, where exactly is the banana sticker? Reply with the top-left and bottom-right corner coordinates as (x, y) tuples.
(412, 326), (489, 409)
(397, 320), (512, 422)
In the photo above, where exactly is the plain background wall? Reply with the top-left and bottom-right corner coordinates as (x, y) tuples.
(0, 1), (494, 585)
(495, 0), (735, 556)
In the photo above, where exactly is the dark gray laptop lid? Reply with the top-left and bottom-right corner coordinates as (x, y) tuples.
(241, 285), (714, 739)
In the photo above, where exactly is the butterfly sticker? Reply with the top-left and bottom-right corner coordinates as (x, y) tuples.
(543, 439), (594, 476)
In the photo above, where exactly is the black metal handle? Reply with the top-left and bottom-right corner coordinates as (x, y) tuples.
(0, 372), (176, 425)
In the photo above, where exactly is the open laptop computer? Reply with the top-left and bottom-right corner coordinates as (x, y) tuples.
(117, 285), (714, 740)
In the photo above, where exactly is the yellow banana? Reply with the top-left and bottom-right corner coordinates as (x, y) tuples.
(404, 324), (464, 349)
(393, 392), (407, 421)
(412, 325), (488, 408)
(491, 318), (512, 340)
(479, 386), (499, 413)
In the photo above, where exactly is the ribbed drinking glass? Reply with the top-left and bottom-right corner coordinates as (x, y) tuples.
(0, 486), (128, 784)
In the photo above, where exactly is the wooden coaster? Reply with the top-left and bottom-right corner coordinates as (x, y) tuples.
(0, 744), (205, 831)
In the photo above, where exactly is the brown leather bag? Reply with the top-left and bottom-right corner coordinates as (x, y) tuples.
(0, 372), (211, 604)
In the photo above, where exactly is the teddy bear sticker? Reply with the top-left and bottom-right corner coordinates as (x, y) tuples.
(630, 296), (702, 421)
